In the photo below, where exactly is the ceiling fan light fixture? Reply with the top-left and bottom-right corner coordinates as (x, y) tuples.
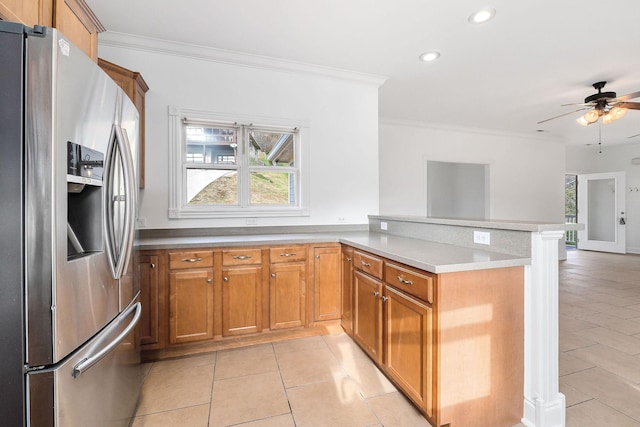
(419, 51), (440, 62)
(576, 110), (600, 126)
(468, 7), (496, 24)
(602, 106), (628, 124)
(576, 116), (589, 126)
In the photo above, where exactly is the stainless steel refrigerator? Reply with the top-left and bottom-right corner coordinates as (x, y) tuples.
(0, 22), (143, 426)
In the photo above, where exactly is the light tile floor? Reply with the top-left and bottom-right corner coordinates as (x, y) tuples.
(131, 249), (640, 427)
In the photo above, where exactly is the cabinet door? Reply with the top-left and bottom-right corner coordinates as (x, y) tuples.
(222, 266), (262, 337)
(169, 269), (214, 344)
(353, 270), (382, 365)
(270, 262), (306, 330)
(0, 0), (51, 26)
(313, 246), (341, 321)
(383, 286), (433, 416)
(341, 247), (354, 336)
(138, 254), (160, 347)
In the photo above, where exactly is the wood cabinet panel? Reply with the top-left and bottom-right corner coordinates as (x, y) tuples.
(313, 246), (341, 321)
(169, 250), (213, 270)
(340, 246), (354, 336)
(222, 266), (262, 336)
(169, 269), (214, 344)
(138, 254), (160, 347)
(0, 0), (51, 26)
(353, 250), (383, 279)
(222, 248), (262, 266)
(383, 286), (432, 416)
(270, 262), (306, 330)
(384, 261), (434, 303)
(353, 269), (382, 364)
(269, 245), (307, 263)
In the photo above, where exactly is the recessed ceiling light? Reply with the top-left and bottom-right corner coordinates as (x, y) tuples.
(468, 7), (496, 24)
(419, 51), (440, 62)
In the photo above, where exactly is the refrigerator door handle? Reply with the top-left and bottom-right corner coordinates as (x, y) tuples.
(104, 123), (137, 279)
(72, 302), (141, 378)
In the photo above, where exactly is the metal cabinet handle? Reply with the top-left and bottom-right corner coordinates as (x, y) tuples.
(382, 296), (389, 302)
(397, 275), (413, 285)
(271, 273), (276, 278)
(207, 278), (212, 283)
(316, 255), (320, 259)
(373, 291), (380, 297)
(150, 263), (156, 269)
(346, 257), (352, 262)
(223, 277), (229, 282)
(233, 255), (252, 260)
(361, 261), (371, 267)
(280, 253), (297, 257)
(182, 257), (202, 263)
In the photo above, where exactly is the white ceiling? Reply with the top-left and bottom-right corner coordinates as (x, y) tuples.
(85, 0), (640, 147)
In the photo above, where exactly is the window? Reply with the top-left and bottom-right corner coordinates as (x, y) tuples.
(169, 108), (308, 218)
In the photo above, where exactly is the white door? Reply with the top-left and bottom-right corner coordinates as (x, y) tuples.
(577, 171), (626, 253)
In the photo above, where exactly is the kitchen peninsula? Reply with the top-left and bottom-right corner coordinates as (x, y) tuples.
(136, 215), (580, 427)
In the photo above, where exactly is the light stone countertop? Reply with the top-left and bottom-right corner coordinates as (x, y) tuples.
(137, 231), (530, 274)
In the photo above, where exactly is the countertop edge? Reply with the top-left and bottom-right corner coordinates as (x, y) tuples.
(137, 231), (530, 274)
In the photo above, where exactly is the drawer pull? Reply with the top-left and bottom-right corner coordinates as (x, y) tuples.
(373, 291), (380, 297)
(280, 253), (297, 257)
(150, 263), (156, 269)
(233, 255), (252, 260)
(182, 257), (202, 263)
(346, 257), (352, 262)
(381, 296), (389, 302)
(271, 273), (276, 278)
(397, 275), (413, 286)
(361, 261), (371, 267)
(223, 277), (229, 282)
(207, 278), (212, 284)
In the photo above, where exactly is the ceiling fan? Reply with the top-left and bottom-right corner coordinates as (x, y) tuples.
(538, 81), (640, 126)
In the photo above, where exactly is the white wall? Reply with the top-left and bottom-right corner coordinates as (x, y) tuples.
(97, 34), (381, 229)
(379, 120), (566, 223)
(567, 144), (640, 253)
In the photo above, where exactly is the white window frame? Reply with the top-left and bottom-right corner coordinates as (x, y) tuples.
(168, 107), (310, 218)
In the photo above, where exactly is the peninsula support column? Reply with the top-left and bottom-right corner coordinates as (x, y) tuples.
(522, 230), (566, 427)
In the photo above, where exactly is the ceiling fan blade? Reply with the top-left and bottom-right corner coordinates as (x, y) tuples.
(613, 91), (640, 102)
(536, 107), (590, 124)
(560, 102), (593, 107)
(614, 101), (640, 110)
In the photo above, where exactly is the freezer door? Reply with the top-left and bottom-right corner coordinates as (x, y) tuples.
(27, 300), (143, 427)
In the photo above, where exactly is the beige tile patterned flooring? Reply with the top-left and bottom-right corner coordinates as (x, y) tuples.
(131, 249), (640, 427)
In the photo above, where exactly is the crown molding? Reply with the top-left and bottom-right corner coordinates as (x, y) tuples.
(98, 31), (387, 87)
(379, 116), (567, 144)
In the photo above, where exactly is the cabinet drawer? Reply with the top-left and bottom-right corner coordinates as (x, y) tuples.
(169, 251), (213, 270)
(353, 250), (383, 279)
(270, 246), (307, 263)
(222, 248), (262, 266)
(384, 262), (434, 304)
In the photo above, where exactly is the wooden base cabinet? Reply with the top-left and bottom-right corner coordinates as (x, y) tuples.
(353, 270), (382, 365)
(169, 269), (214, 344)
(312, 246), (341, 321)
(138, 254), (161, 348)
(222, 266), (263, 337)
(270, 246), (307, 330)
(345, 246), (524, 427)
(383, 285), (432, 417)
(340, 246), (354, 336)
